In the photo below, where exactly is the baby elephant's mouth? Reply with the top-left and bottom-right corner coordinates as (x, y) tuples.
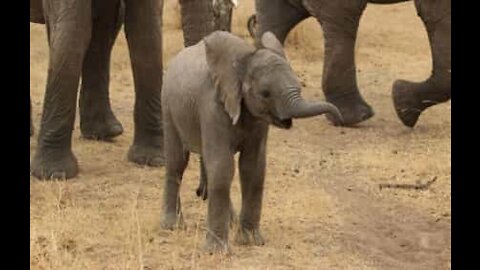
(271, 117), (292, 129)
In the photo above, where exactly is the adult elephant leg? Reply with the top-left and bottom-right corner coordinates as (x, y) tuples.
(31, 0), (92, 180)
(255, 0), (309, 46)
(181, 0), (217, 184)
(196, 156), (208, 200)
(30, 97), (34, 136)
(393, 0), (451, 127)
(79, 0), (124, 140)
(30, 0), (45, 24)
(213, 0), (233, 31)
(314, 0), (373, 126)
(124, 0), (165, 166)
(179, 0), (216, 186)
(180, 0), (215, 47)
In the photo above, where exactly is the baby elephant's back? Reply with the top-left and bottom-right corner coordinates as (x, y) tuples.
(162, 42), (212, 105)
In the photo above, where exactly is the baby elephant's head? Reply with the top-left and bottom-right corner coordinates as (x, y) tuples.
(204, 31), (343, 128)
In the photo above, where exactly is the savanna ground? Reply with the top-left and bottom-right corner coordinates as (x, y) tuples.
(30, 1), (451, 269)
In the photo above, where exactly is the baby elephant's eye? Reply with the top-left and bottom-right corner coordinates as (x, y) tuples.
(260, 90), (271, 98)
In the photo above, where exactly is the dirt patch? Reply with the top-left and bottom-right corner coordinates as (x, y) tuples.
(321, 175), (450, 269)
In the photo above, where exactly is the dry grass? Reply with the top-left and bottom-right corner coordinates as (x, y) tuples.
(31, 2), (450, 269)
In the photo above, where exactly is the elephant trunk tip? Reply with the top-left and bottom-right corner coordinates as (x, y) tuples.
(327, 104), (344, 126)
(287, 99), (344, 126)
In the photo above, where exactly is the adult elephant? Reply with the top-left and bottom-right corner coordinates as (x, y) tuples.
(252, 0), (451, 127)
(29, 0), (222, 180)
(212, 0), (236, 32)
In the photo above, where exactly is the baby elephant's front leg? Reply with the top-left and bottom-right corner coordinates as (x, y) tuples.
(202, 152), (235, 254)
(196, 156), (238, 228)
(235, 137), (267, 246)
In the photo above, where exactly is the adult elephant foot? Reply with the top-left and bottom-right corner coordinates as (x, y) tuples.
(127, 143), (165, 167)
(392, 79), (450, 128)
(393, 0), (451, 128)
(235, 226), (265, 246)
(392, 80), (424, 127)
(325, 92), (374, 126)
(160, 212), (185, 230)
(80, 110), (124, 140)
(201, 236), (231, 255)
(31, 149), (79, 180)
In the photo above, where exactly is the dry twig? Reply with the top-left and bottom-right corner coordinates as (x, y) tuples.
(379, 176), (437, 191)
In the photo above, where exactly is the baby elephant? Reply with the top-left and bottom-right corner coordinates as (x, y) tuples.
(160, 31), (343, 253)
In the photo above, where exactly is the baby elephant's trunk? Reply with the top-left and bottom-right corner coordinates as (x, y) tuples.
(286, 97), (344, 125)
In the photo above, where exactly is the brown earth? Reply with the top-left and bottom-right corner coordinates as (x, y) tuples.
(30, 1), (451, 269)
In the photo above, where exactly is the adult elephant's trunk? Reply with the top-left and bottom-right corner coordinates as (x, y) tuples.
(279, 91), (344, 125)
(392, 0), (451, 127)
(180, 0), (215, 47)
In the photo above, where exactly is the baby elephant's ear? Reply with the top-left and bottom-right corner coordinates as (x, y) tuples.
(204, 31), (255, 125)
(260, 32), (286, 58)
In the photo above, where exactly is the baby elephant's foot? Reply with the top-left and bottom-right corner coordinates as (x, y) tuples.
(235, 226), (265, 246)
(160, 212), (185, 230)
(201, 235), (231, 255)
(128, 144), (165, 167)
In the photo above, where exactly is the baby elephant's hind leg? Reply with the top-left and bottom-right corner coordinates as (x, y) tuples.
(161, 120), (189, 230)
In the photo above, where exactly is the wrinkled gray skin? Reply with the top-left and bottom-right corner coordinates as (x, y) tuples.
(160, 31), (343, 253)
(254, 0), (451, 127)
(179, 0), (234, 46)
(30, 0), (125, 141)
(29, 0), (225, 180)
(213, 0), (234, 32)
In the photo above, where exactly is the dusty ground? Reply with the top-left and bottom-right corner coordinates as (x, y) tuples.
(30, 1), (451, 269)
